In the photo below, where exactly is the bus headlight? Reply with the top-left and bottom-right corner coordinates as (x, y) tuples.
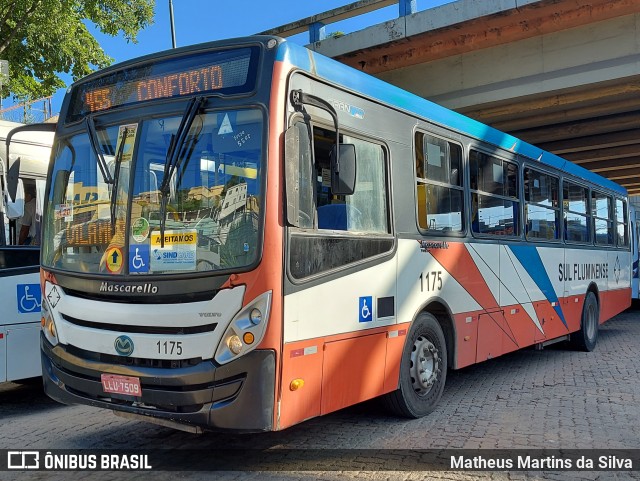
(215, 291), (271, 365)
(41, 301), (58, 346)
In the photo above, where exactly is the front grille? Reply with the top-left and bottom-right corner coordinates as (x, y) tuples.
(63, 286), (218, 304)
(61, 314), (217, 335)
(48, 342), (245, 414)
(66, 344), (203, 370)
(65, 385), (204, 413)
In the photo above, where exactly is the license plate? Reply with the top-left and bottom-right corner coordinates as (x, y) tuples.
(101, 374), (141, 396)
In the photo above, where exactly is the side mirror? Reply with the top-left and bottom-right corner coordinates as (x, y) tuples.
(330, 144), (356, 196)
(284, 125), (301, 227)
(6, 122), (56, 201)
(5, 178), (25, 219)
(7, 156), (21, 202)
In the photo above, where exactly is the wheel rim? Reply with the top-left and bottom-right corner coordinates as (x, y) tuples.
(410, 335), (441, 396)
(585, 299), (597, 340)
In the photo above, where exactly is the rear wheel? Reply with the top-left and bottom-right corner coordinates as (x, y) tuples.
(383, 312), (447, 418)
(572, 291), (599, 352)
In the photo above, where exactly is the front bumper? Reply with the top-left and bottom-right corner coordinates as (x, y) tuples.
(41, 334), (275, 432)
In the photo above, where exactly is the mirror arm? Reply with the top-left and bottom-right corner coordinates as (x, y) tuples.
(290, 89), (340, 171)
(6, 123), (56, 202)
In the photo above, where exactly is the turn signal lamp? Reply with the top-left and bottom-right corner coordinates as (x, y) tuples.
(243, 332), (255, 344)
(290, 379), (305, 391)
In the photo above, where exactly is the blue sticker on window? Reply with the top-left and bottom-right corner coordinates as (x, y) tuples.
(17, 284), (41, 313)
(359, 296), (373, 322)
(129, 244), (150, 273)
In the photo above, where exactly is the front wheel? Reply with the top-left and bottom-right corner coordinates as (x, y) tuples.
(383, 312), (447, 418)
(572, 291), (599, 352)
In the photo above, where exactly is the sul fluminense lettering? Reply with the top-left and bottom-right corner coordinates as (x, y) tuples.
(558, 262), (609, 282)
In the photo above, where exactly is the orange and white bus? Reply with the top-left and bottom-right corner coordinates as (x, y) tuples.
(37, 36), (630, 432)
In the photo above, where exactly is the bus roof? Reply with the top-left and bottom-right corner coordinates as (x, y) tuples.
(0, 120), (54, 148)
(275, 39), (626, 197)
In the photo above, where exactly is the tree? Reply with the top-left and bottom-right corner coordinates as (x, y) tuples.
(0, 0), (155, 102)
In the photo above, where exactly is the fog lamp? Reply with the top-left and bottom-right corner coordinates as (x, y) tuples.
(227, 335), (243, 355)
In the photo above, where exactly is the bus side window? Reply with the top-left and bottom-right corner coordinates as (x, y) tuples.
(415, 132), (464, 234)
(313, 126), (388, 234)
(16, 180), (43, 246)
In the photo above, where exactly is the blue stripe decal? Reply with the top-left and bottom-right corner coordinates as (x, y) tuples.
(508, 245), (567, 327)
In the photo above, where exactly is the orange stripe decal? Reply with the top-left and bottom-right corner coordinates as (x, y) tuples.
(427, 243), (499, 310)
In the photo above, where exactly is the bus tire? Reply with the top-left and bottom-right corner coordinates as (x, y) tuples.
(572, 291), (599, 352)
(383, 312), (447, 418)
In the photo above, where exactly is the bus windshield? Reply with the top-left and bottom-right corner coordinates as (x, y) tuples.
(42, 108), (263, 275)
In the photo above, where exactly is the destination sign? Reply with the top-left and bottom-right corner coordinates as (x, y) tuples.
(67, 47), (258, 122)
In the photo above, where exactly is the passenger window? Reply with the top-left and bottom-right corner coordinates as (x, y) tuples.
(288, 124), (392, 280)
(615, 198), (628, 247)
(524, 168), (560, 241)
(469, 150), (519, 236)
(415, 132), (463, 233)
(11, 179), (44, 246)
(592, 191), (613, 246)
(313, 126), (388, 233)
(563, 181), (590, 243)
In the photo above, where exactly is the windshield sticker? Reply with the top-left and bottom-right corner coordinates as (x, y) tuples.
(55, 204), (73, 222)
(150, 230), (197, 271)
(114, 124), (138, 163)
(105, 246), (124, 274)
(131, 217), (150, 242)
(218, 113), (234, 135)
(129, 244), (150, 274)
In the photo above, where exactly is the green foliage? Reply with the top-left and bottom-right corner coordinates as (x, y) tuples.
(0, 0), (155, 102)
(176, 188), (202, 213)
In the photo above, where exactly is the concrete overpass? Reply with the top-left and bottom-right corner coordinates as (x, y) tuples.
(263, 0), (640, 194)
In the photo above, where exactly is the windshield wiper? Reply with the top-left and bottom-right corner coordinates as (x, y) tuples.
(109, 127), (130, 235)
(158, 96), (205, 247)
(85, 117), (114, 185)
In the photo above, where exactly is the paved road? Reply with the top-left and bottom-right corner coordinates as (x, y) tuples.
(2, 309), (640, 480)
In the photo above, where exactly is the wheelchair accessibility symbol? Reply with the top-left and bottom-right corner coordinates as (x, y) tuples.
(17, 284), (41, 314)
(129, 244), (150, 273)
(359, 296), (373, 322)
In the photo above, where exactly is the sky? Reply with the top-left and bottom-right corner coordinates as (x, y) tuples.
(30, 0), (450, 116)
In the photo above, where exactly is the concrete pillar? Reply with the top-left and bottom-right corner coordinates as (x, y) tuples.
(309, 22), (326, 43)
(399, 0), (417, 16)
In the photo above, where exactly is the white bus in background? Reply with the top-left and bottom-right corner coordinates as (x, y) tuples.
(631, 203), (640, 300)
(0, 119), (54, 382)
